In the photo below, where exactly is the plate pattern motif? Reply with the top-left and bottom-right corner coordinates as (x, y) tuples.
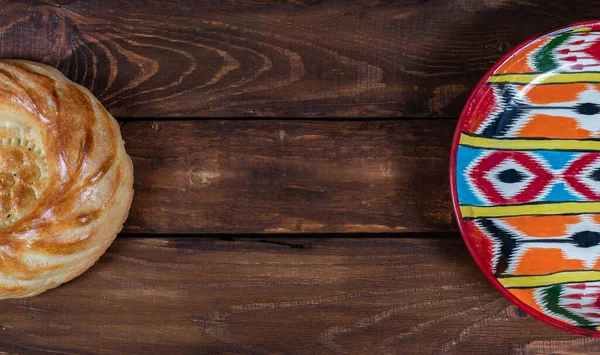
(454, 22), (600, 334)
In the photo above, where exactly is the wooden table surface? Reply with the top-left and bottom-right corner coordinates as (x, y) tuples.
(3, 1), (600, 354)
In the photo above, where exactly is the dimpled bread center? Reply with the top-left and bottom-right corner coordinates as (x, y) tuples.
(0, 138), (47, 226)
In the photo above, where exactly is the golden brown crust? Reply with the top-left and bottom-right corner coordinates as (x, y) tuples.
(0, 60), (134, 298)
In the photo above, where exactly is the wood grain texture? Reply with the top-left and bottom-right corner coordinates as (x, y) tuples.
(2, 2), (592, 352)
(0, 236), (591, 355)
(120, 119), (455, 234)
(2, 0), (599, 117)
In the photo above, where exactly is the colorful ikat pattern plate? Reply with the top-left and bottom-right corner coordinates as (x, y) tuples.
(451, 21), (600, 336)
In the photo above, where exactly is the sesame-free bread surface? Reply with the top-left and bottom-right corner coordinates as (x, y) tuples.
(0, 60), (133, 298)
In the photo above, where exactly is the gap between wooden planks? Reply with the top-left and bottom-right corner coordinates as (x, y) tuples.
(0, 237), (585, 354)
(119, 119), (457, 234)
(2, 0), (592, 233)
(0, 3), (594, 352)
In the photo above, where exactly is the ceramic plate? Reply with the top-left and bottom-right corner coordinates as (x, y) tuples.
(450, 21), (600, 336)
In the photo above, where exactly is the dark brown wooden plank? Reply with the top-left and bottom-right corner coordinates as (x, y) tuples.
(121, 119), (455, 233)
(0, 236), (591, 354)
(2, 1), (598, 117)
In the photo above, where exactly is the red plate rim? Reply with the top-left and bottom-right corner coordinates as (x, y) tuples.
(449, 20), (600, 337)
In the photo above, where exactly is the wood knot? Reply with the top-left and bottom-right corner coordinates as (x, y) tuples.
(188, 168), (219, 187)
